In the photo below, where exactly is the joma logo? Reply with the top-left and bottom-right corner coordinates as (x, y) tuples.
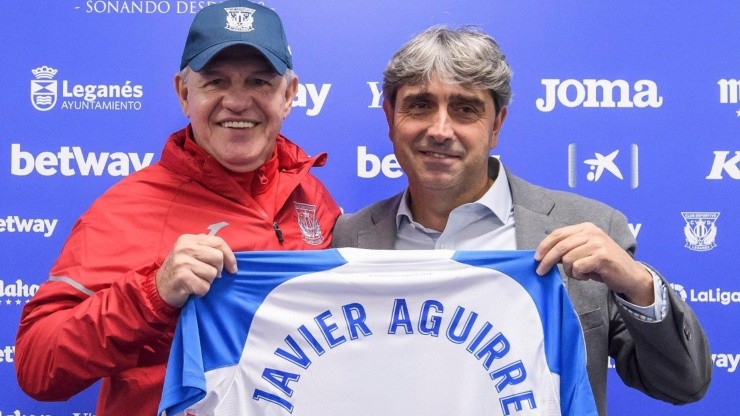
(536, 79), (663, 112)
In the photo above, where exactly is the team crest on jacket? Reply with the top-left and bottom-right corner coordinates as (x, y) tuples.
(294, 202), (324, 245)
(224, 7), (255, 32)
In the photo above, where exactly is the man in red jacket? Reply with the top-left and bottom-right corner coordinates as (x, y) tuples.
(14, 1), (341, 414)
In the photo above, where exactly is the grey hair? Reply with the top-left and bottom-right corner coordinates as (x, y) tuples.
(383, 26), (513, 111)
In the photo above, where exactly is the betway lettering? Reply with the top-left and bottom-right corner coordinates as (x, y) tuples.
(357, 146), (402, 178)
(254, 299), (536, 414)
(706, 151), (740, 180)
(628, 223), (641, 239)
(0, 216), (57, 237)
(0, 411), (50, 416)
(292, 83), (331, 116)
(712, 353), (740, 373)
(536, 79), (663, 112)
(0, 346), (14, 363)
(11, 144), (154, 176)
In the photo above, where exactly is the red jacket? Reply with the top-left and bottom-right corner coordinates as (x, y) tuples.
(15, 127), (341, 415)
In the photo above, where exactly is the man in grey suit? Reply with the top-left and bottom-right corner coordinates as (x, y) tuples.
(333, 26), (711, 415)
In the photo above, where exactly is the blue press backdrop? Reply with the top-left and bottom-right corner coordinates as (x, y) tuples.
(1, 1), (738, 415)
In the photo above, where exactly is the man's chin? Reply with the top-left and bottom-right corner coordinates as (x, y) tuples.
(417, 175), (456, 190)
(220, 156), (266, 173)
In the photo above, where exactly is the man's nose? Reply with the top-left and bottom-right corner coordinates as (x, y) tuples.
(427, 109), (454, 141)
(223, 86), (253, 111)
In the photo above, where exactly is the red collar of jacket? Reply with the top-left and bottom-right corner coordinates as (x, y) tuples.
(159, 125), (328, 204)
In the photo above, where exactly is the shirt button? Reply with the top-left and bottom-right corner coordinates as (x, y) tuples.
(440, 244), (448, 249)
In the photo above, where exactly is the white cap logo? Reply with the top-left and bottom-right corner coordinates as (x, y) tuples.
(225, 7), (255, 32)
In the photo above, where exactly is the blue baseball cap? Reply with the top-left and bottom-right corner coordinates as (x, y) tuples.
(180, 0), (293, 74)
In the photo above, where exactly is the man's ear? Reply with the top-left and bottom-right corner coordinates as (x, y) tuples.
(174, 72), (190, 117)
(382, 98), (395, 141)
(489, 106), (508, 149)
(282, 75), (299, 118)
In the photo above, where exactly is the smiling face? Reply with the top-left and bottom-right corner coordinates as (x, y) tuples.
(384, 74), (507, 204)
(175, 45), (298, 172)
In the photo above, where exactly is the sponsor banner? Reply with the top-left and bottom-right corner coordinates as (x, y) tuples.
(30, 66), (144, 112)
(535, 79), (663, 113)
(1, 2), (737, 415)
(707, 151), (740, 180)
(567, 143), (639, 190)
(0, 280), (39, 306)
(0, 346), (14, 364)
(9, 144), (155, 177)
(0, 216), (58, 238)
(670, 283), (740, 306)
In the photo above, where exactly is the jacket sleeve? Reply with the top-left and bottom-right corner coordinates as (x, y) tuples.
(605, 209), (713, 404)
(14, 216), (179, 401)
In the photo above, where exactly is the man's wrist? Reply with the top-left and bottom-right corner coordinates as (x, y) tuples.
(614, 265), (669, 322)
(622, 264), (656, 306)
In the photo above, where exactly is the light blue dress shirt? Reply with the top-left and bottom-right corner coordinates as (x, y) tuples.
(395, 162), (666, 321)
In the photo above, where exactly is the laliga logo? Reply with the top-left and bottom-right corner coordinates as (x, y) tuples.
(30, 66), (58, 111)
(682, 212), (719, 252)
(669, 283), (688, 302)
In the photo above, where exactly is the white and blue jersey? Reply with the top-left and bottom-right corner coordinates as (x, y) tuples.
(159, 248), (597, 416)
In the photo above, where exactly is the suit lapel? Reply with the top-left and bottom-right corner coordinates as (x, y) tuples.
(359, 194), (402, 249)
(507, 169), (560, 250)
(506, 168), (572, 288)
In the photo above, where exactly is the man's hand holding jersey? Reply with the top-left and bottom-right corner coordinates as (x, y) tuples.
(156, 234), (238, 308)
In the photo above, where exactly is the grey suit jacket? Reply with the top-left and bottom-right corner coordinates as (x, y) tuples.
(333, 159), (712, 416)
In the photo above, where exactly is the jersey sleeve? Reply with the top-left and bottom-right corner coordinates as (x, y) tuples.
(158, 301), (208, 416)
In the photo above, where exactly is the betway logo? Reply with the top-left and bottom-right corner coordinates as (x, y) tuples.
(706, 151), (740, 179)
(713, 354), (740, 373)
(357, 146), (403, 178)
(10, 144), (154, 176)
(0, 216), (57, 237)
(712, 354), (740, 373)
(0, 346), (14, 363)
(292, 83), (331, 116)
(536, 79), (663, 112)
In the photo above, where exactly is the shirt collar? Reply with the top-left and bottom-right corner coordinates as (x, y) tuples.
(396, 159), (513, 229)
